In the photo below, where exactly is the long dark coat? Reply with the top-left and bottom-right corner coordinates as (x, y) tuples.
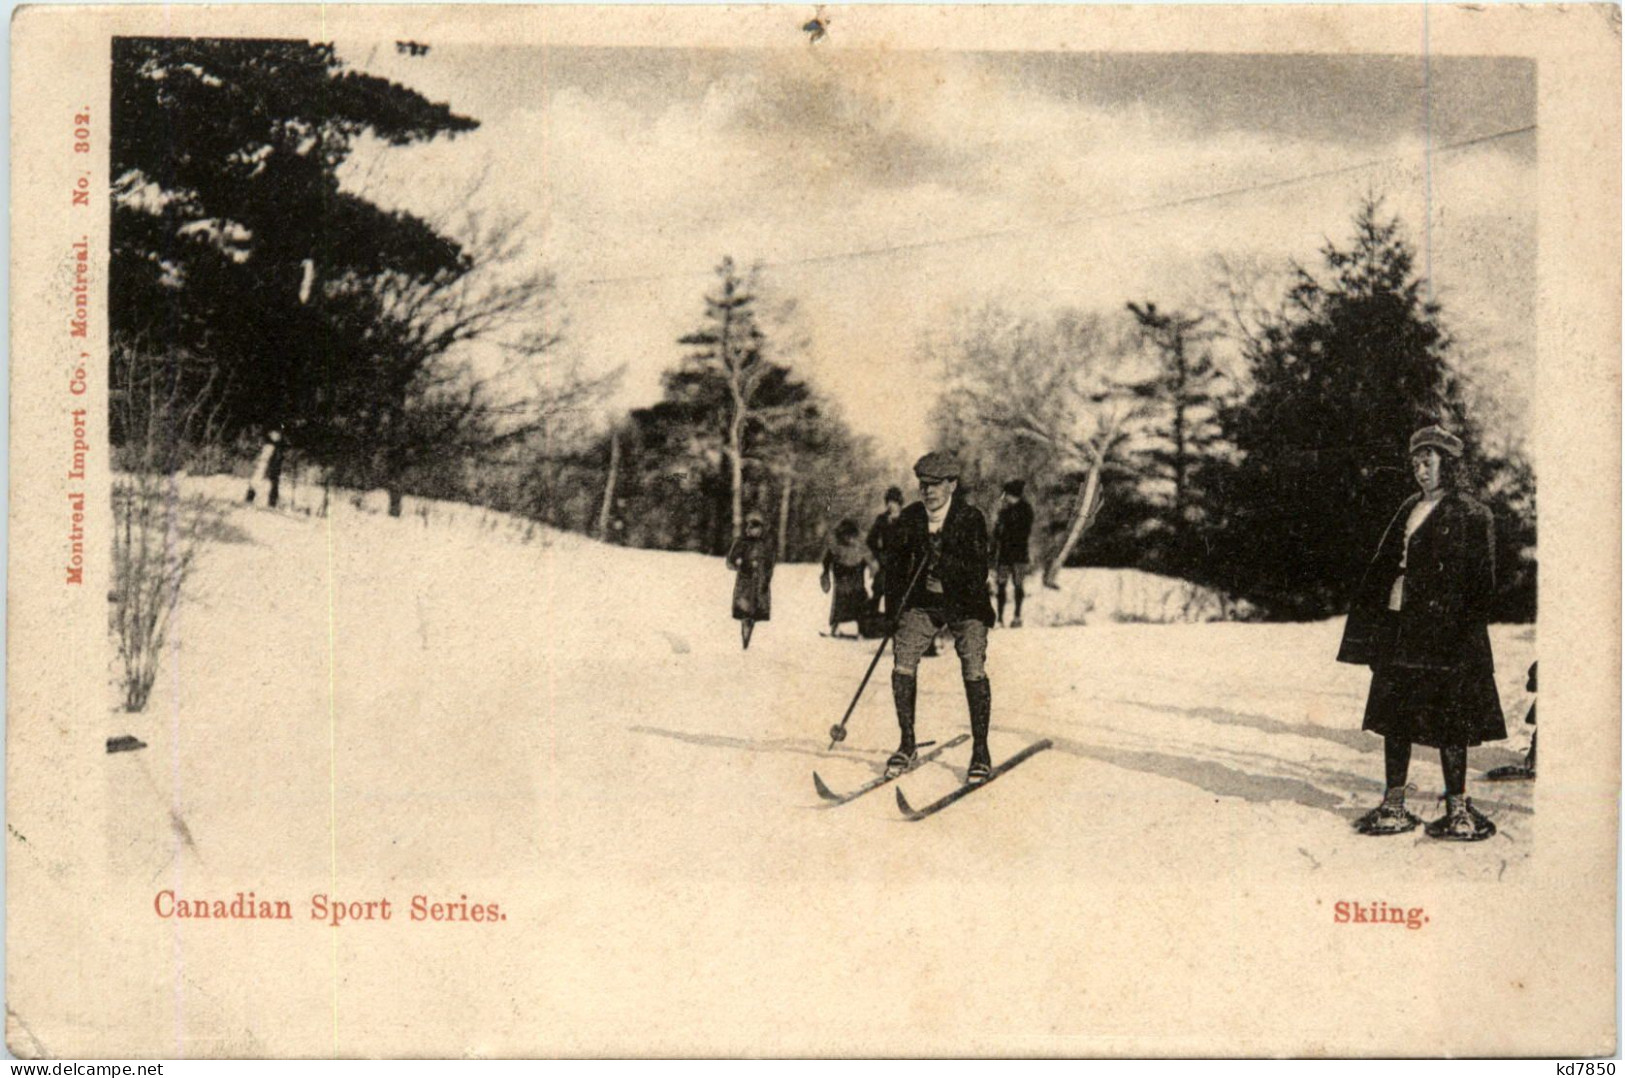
(822, 539), (876, 625)
(884, 494), (997, 627)
(726, 534), (774, 622)
(866, 510), (908, 611)
(1337, 491), (1505, 748)
(992, 498), (1034, 565)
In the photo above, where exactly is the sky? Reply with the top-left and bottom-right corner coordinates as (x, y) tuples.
(335, 43), (1537, 463)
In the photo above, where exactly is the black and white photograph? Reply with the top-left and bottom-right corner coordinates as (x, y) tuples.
(6, 4), (1618, 1060)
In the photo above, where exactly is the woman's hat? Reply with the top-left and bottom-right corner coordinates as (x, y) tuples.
(884, 486), (904, 504)
(1003, 479), (1025, 497)
(1409, 425), (1464, 459)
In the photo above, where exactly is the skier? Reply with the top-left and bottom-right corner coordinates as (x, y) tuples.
(883, 452), (998, 783)
(821, 520), (878, 638)
(1337, 426), (1506, 841)
(991, 479), (1035, 627)
(725, 513), (774, 650)
(865, 486), (907, 621)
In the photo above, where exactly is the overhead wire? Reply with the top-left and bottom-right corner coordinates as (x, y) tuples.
(562, 123), (1535, 291)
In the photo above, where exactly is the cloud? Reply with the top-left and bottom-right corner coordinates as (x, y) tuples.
(341, 48), (1537, 458)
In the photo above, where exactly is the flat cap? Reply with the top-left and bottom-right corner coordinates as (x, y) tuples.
(912, 451), (960, 481)
(1409, 425), (1464, 459)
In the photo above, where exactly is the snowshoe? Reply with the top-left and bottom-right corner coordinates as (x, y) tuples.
(884, 749), (918, 779)
(1353, 787), (1420, 835)
(1354, 802), (1421, 835)
(1425, 797), (1496, 842)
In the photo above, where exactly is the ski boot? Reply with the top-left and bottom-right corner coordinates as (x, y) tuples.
(1353, 787), (1421, 835)
(1011, 615), (1023, 628)
(885, 672), (919, 778)
(1425, 796), (1496, 841)
(965, 678), (992, 785)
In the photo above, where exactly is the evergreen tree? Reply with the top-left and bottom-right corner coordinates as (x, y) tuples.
(1123, 301), (1229, 572)
(112, 37), (479, 442)
(1218, 197), (1473, 616)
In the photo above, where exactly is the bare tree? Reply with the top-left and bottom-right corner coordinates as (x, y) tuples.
(110, 339), (231, 712)
(673, 257), (809, 545)
(596, 425), (623, 539)
(933, 305), (1150, 587)
(315, 203), (615, 515)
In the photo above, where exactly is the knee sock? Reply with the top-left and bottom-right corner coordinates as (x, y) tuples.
(891, 672), (917, 754)
(964, 678), (991, 766)
(1013, 583), (1024, 619)
(1384, 737), (1412, 791)
(996, 582), (1007, 622)
(1440, 746), (1468, 797)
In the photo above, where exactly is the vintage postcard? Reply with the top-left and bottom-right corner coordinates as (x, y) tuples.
(7, 4), (1620, 1059)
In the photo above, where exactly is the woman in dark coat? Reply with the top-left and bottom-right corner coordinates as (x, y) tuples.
(1337, 425), (1505, 841)
(821, 520), (878, 638)
(726, 514), (774, 650)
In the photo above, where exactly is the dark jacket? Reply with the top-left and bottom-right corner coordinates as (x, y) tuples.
(885, 494), (997, 627)
(992, 498), (1034, 565)
(1337, 491), (1497, 672)
(867, 510), (908, 572)
(726, 535), (774, 621)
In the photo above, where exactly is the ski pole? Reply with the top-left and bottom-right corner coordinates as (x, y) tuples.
(828, 550), (933, 749)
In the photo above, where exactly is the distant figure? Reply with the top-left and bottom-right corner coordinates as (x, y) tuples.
(992, 479), (1035, 627)
(246, 429), (285, 507)
(866, 486), (907, 622)
(1338, 426), (1505, 842)
(1486, 661), (1537, 781)
(821, 519), (878, 638)
(726, 514), (774, 650)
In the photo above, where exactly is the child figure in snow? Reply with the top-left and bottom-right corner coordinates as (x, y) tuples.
(884, 452), (998, 784)
(821, 520), (878, 638)
(1337, 426), (1506, 841)
(726, 514), (774, 650)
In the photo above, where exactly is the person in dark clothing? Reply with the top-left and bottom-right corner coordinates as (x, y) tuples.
(1337, 426), (1505, 841)
(726, 514), (774, 650)
(1486, 661), (1537, 781)
(265, 430), (286, 508)
(821, 520), (878, 638)
(246, 429), (285, 506)
(884, 451), (998, 784)
(991, 479), (1035, 627)
(866, 487), (907, 620)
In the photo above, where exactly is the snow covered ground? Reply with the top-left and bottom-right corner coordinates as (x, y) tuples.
(101, 482), (1541, 1055)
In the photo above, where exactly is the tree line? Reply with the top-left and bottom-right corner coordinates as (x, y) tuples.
(926, 198), (1536, 623)
(112, 39), (1534, 620)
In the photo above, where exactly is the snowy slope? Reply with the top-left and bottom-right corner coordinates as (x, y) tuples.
(105, 483), (1541, 1055)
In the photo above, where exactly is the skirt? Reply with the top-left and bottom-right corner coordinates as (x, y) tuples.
(827, 563), (870, 624)
(1361, 615), (1506, 749)
(732, 569), (771, 622)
